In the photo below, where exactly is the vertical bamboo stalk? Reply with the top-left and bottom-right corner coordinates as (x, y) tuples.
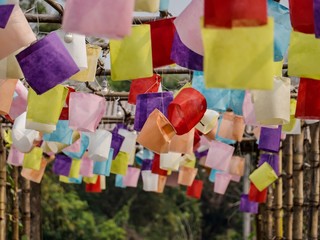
(274, 142), (283, 239)
(308, 123), (319, 239)
(266, 186), (274, 239)
(284, 136), (293, 239)
(12, 166), (19, 240)
(0, 126), (7, 240)
(243, 154), (251, 239)
(21, 177), (30, 239)
(293, 127), (305, 239)
(30, 182), (41, 240)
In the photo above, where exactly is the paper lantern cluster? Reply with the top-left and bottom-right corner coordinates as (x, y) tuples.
(0, 0), (319, 209)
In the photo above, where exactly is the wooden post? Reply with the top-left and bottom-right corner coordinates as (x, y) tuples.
(274, 142), (283, 239)
(12, 167), (19, 240)
(266, 186), (274, 239)
(30, 182), (41, 240)
(283, 136), (293, 239)
(308, 123), (319, 239)
(21, 177), (30, 239)
(0, 126), (7, 240)
(293, 128), (305, 239)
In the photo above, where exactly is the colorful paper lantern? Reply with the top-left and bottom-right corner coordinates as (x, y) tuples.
(110, 25), (153, 81)
(239, 194), (259, 214)
(87, 130), (112, 162)
(86, 176), (101, 193)
(228, 156), (245, 177)
(178, 166), (198, 186)
(205, 140), (235, 171)
(110, 151), (129, 175)
(168, 88), (207, 135)
(122, 167), (141, 188)
(152, 154), (168, 176)
(141, 170), (159, 192)
(248, 182), (267, 203)
(62, 0), (134, 39)
(160, 152), (182, 171)
(249, 162), (278, 191)
(0, 79), (17, 115)
(16, 32), (79, 95)
(7, 145), (24, 166)
(134, 91), (173, 131)
(258, 153), (279, 175)
(136, 109), (176, 154)
(217, 112), (245, 142)
(169, 128), (194, 154)
(79, 153), (94, 177)
(8, 80), (27, 120)
(68, 92), (106, 132)
(195, 109), (219, 134)
(258, 126), (282, 153)
(21, 158), (47, 183)
(186, 179), (203, 199)
(214, 172), (232, 195)
(52, 154), (72, 176)
(43, 120), (74, 145)
(289, 0), (314, 34)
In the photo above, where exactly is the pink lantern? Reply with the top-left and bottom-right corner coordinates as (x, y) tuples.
(178, 166), (198, 186)
(214, 172), (232, 195)
(205, 140), (235, 171)
(122, 167), (141, 188)
(7, 146), (24, 166)
(8, 80), (28, 120)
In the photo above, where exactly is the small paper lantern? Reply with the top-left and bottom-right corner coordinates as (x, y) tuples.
(268, 0), (291, 61)
(26, 85), (68, 133)
(315, 0), (320, 37)
(134, 91), (173, 131)
(192, 71), (245, 115)
(118, 129), (137, 165)
(248, 182), (267, 203)
(136, 109), (176, 154)
(8, 80), (28, 119)
(122, 167), (141, 188)
(217, 112), (245, 142)
(168, 88), (207, 135)
(204, 0), (267, 28)
(258, 153), (279, 175)
(21, 158), (47, 183)
(174, 0), (204, 55)
(84, 175), (98, 184)
(228, 156), (245, 177)
(62, 0), (134, 39)
(166, 172), (179, 187)
(282, 99), (297, 132)
(53, 154), (72, 176)
(141, 170), (159, 192)
(110, 151), (129, 175)
(252, 77), (290, 125)
(196, 109), (219, 134)
(205, 140), (235, 171)
(141, 159), (153, 171)
(169, 128), (194, 154)
(170, 30), (203, 71)
(43, 120), (74, 145)
(87, 130), (112, 162)
(242, 91), (257, 126)
(16, 32), (79, 95)
(110, 25), (153, 81)
(148, 18), (176, 68)
(135, 0), (160, 12)
(93, 158), (108, 175)
(159, 0), (169, 11)
(0, 4), (14, 28)
(128, 74), (161, 105)
(295, 78), (320, 119)
(0, 79), (17, 115)
(69, 44), (101, 82)
(239, 194), (259, 214)
(23, 147), (43, 170)
(12, 112), (39, 153)
(54, 30), (87, 70)
(288, 31), (320, 79)
(258, 126), (282, 153)
(289, 0), (314, 34)
(157, 175), (167, 193)
(0, 4), (36, 60)
(63, 133), (89, 159)
(115, 174), (126, 188)
(7, 146), (24, 166)
(160, 152), (182, 171)
(209, 169), (222, 182)
(86, 176), (101, 193)
(79, 153), (94, 177)
(186, 179), (203, 199)
(202, 18), (274, 90)
(214, 172), (232, 195)
(249, 162), (278, 191)
(68, 92), (106, 132)
(178, 166), (198, 186)
(0, 50), (24, 80)
(152, 154), (168, 176)
(111, 131), (125, 159)
(69, 159), (81, 179)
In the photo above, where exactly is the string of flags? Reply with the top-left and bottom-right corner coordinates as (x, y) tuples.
(0, 0), (319, 214)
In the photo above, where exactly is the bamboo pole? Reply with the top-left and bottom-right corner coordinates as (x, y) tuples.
(0, 126), (6, 240)
(293, 127), (305, 239)
(266, 186), (274, 239)
(12, 167), (19, 240)
(308, 123), (320, 239)
(21, 178), (30, 239)
(283, 136), (293, 239)
(30, 182), (41, 240)
(274, 142), (283, 239)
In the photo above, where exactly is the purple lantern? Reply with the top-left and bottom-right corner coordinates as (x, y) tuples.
(239, 194), (259, 214)
(111, 131), (125, 159)
(134, 91), (173, 131)
(16, 32), (80, 95)
(170, 31), (203, 71)
(258, 153), (279, 175)
(141, 159), (153, 171)
(52, 154), (72, 176)
(0, 4), (14, 28)
(258, 126), (282, 153)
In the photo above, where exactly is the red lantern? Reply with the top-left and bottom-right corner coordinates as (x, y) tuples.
(186, 179), (203, 199)
(289, 0), (314, 34)
(151, 154), (168, 176)
(85, 176), (102, 193)
(248, 182), (267, 203)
